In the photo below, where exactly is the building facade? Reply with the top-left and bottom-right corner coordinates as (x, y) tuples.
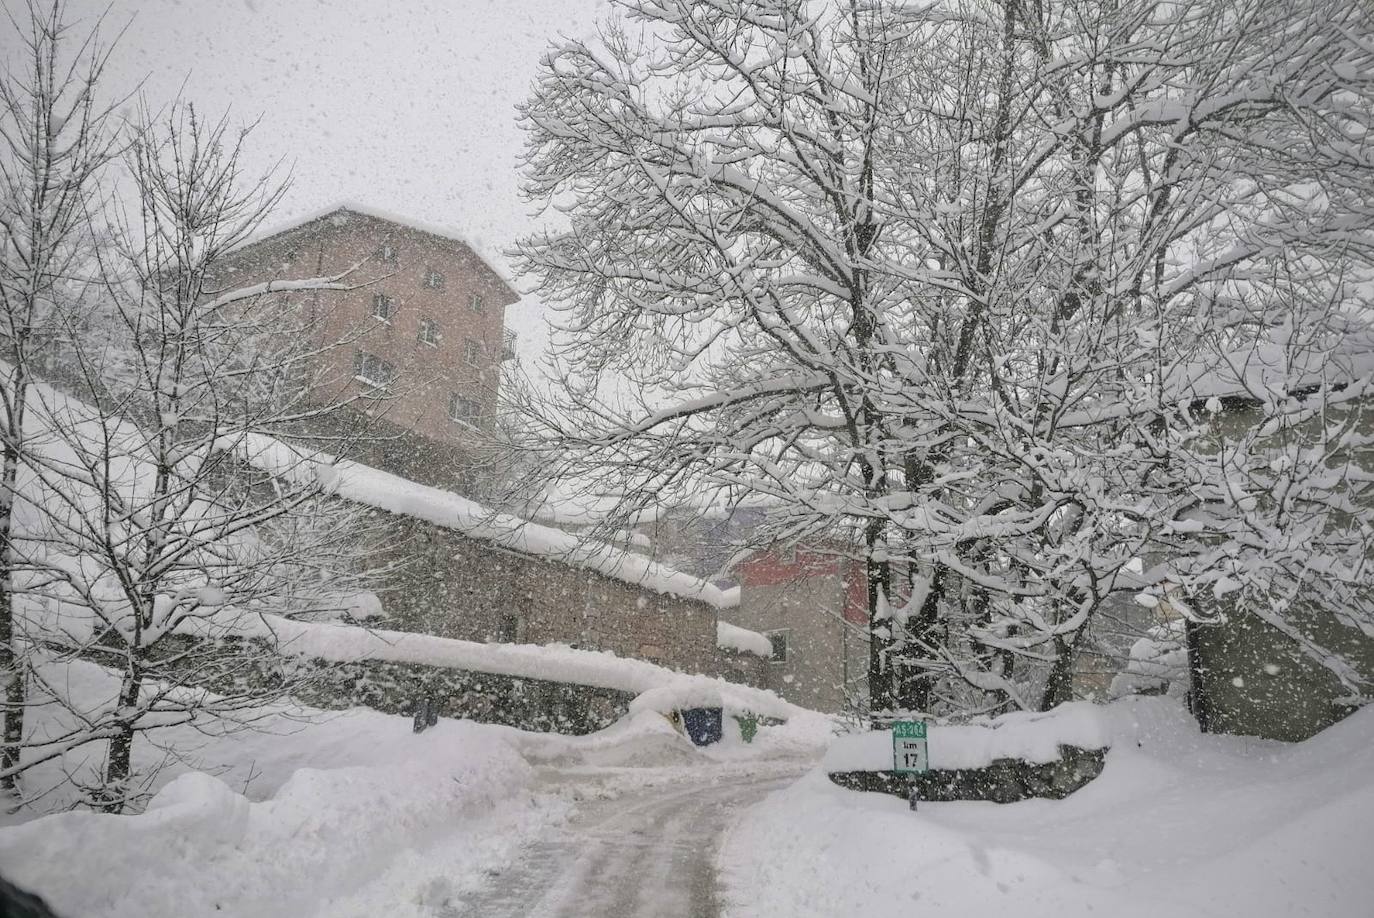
(216, 204), (520, 487)
(734, 547), (869, 713)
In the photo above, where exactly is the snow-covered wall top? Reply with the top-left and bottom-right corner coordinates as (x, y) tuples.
(823, 702), (1111, 772)
(1166, 318), (1374, 404)
(232, 613), (799, 720)
(716, 620), (772, 658)
(239, 437), (739, 609)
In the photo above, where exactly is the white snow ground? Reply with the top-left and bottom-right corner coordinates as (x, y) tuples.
(0, 657), (832, 918)
(719, 697), (1374, 918)
(5, 683), (1370, 918)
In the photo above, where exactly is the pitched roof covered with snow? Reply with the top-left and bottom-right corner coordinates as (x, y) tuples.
(239, 437), (739, 610)
(233, 201), (519, 299)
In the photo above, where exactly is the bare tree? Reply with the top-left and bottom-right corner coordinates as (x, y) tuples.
(9, 103), (386, 810)
(0, 0), (122, 792)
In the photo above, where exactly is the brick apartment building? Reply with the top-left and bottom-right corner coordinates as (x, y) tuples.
(216, 203), (520, 487)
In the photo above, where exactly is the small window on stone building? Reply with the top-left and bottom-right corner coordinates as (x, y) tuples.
(463, 337), (483, 367)
(469, 293), (485, 314)
(422, 268), (445, 290)
(498, 615), (519, 643)
(766, 629), (790, 663)
(418, 317), (440, 346)
(449, 393), (482, 426)
(371, 292), (396, 322)
(354, 351), (396, 390)
(376, 243), (398, 264)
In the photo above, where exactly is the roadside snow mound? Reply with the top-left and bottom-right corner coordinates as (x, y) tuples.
(722, 698), (1374, 918)
(0, 693), (555, 918)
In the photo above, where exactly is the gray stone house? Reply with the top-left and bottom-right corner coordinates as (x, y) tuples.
(1172, 332), (1374, 740)
(255, 443), (774, 688)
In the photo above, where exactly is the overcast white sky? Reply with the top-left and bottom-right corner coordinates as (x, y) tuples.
(59, 0), (613, 359)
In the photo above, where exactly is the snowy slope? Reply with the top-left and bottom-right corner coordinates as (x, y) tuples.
(720, 698), (1374, 918)
(0, 657), (563, 918)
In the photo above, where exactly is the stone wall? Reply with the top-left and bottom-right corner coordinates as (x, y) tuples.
(828, 744), (1106, 803)
(366, 507), (755, 684)
(296, 656), (633, 734)
(145, 634), (633, 735)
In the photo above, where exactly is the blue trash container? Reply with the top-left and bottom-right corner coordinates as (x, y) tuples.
(680, 707), (724, 746)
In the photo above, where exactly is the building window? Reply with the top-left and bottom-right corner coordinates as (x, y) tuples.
(449, 393), (482, 426)
(422, 268), (445, 290)
(354, 351), (396, 389)
(766, 629), (790, 663)
(371, 292), (396, 322)
(469, 293), (485, 314)
(463, 338), (483, 367)
(375, 243), (398, 264)
(498, 615), (519, 643)
(417, 317), (439, 347)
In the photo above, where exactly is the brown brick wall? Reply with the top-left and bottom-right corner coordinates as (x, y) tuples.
(215, 208), (517, 447)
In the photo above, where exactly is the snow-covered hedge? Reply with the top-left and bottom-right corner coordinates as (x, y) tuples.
(823, 702), (1111, 773)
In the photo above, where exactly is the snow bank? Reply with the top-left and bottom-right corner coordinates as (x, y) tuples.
(0, 701), (557, 918)
(716, 620), (772, 658)
(238, 435), (739, 609)
(722, 698), (1374, 918)
(823, 702), (1110, 773)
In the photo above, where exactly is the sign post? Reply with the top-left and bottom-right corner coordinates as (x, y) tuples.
(891, 720), (929, 773)
(892, 720), (928, 811)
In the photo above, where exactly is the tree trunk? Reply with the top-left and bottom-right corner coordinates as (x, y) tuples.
(865, 523), (894, 722)
(1040, 633), (1079, 710)
(100, 665), (143, 813)
(0, 376), (28, 792)
(1184, 619), (1213, 733)
(894, 565), (945, 713)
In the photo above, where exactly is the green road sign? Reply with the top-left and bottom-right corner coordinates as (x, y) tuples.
(892, 720), (929, 773)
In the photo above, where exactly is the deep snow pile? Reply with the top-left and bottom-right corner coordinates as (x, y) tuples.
(0, 655), (831, 918)
(0, 687), (558, 918)
(720, 699), (1374, 918)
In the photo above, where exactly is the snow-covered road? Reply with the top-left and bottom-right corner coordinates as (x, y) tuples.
(446, 766), (800, 918)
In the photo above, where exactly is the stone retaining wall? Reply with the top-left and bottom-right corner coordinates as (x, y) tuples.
(828, 744), (1107, 803)
(150, 634), (635, 735)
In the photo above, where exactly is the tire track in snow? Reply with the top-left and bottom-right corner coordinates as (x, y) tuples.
(444, 770), (797, 918)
